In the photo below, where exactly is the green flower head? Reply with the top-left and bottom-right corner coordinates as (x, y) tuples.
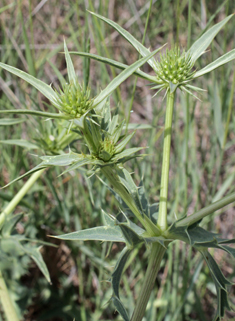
(54, 81), (93, 119)
(155, 47), (195, 86)
(98, 137), (116, 162)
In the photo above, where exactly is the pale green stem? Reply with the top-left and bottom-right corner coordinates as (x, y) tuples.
(176, 192), (235, 227)
(0, 271), (19, 321)
(130, 243), (166, 321)
(101, 166), (159, 236)
(0, 168), (45, 227)
(0, 168), (45, 321)
(157, 91), (175, 231)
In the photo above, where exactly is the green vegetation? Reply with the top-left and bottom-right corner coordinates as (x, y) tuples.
(0, 1), (235, 321)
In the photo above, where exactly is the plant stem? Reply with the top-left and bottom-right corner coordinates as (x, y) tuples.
(0, 168), (45, 227)
(131, 243), (166, 321)
(0, 169), (45, 320)
(176, 192), (235, 227)
(157, 91), (175, 231)
(0, 271), (19, 321)
(101, 166), (159, 236)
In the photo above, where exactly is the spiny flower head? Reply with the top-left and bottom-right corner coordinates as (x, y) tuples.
(97, 137), (116, 162)
(54, 81), (93, 118)
(155, 47), (195, 86)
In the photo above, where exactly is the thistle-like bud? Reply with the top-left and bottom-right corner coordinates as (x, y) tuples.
(98, 137), (116, 162)
(155, 47), (195, 86)
(54, 81), (93, 118)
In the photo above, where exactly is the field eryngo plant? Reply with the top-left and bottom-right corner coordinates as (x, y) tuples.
(0, 6), (235, 321)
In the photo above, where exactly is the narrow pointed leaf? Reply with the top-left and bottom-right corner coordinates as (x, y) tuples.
(64, 41), (77, 83)
(118, 223), (143, 247)
(93, 46), (165, 107)
(89, 11), (159, 71)
(112, 147), (143, 161)
(52, 226), (124, 242)
(40, 153), (82, 166)
(0, 139), (39, 150)
(0, 118), (26, 125)
(59, 158), (91, 176)
(25, 247), (51, 283)
(112, 247), (132, 298)
(193, 49), (235, 78)
(0, 109), (68, 119)
(188, 14), (234, 62)
(0, 62), (57, 102)
(115, 132), (135, 153)
(112, 296), (130, 321)
(213, 82), (224, 148)
(70, 51), (157, 82)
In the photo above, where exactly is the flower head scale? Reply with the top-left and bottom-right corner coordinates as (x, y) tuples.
(84, 12), (235, 97)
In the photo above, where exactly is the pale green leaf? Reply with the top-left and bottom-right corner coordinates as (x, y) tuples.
(118, 223), (144, 248)
(93, 46), (165, 108)
(115, 132), (135, 154)
(193, 49), (235, 78)
(0, 109), (68, 119)
(112, 147), (143, 161)
(89, 11), (159, 72)
(125, 123), (153, 130)
(25, 247), (51, 283)
(40, 153), (82, 166)
(0, 139), (39, 150)
(0, 62), (57, 103)
(0, 118), (26, 125)
(52, 226), (125, 242)
(188, 14), (234, 62)
(70, 51), (157, 82)
(64, 40), (77, 83)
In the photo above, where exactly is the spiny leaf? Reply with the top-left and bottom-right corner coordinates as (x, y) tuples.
(24, 247), (51, 283)
(70, 51), (157, 82)
(0, 118), (26, 125)
(64, 40), (77, 83)
(112, 247), (132, 298)
(0, 109), (68, 119)
(0, 139), (39, 150)
(193, 49), (235, 79)
(51, 226), (125, 242)
(187, 14), (234, 62)
(0, 62), (58, 103)
(118, 222), (144, 248)
(93, 46), (165, 108)
(112, 296), (130, 321)
(89, 11), (159, 72)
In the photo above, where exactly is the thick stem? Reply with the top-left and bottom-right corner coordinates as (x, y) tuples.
(0, 168), (45, 227)
(131, 243), (166, 321)
(176, 192), (235, 227)
(157, 91), (175, 231)
(101, 166), (159, 236)
(0, 271), (19, 321)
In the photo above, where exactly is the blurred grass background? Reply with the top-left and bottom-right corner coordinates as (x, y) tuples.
(0, 0), (235, 320)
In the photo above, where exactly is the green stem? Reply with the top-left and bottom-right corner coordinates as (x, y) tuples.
(0, 168), (45, 227)
(157, 91), (175, 231)
(130, 243), (166, 321)
(176, 192), (235, 227)
(0, 271), (19, 321)
(0, 169), (45, 320)
(101, 166), (159, 236)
